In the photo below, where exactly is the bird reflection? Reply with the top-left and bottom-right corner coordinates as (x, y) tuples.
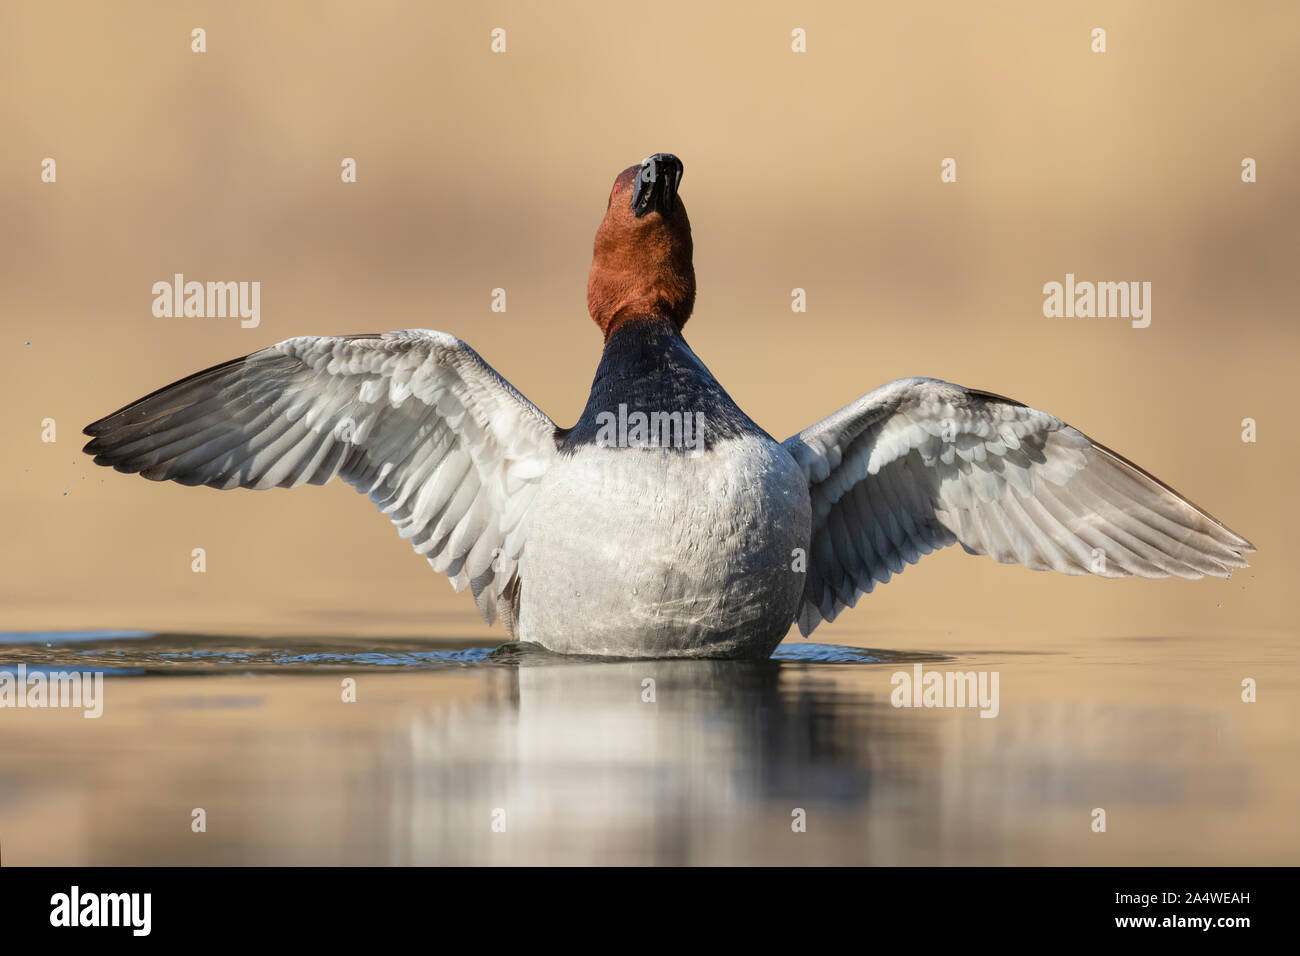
(394, 651), (928, 864)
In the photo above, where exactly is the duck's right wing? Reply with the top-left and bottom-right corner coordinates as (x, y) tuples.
(83, 330), (559, 626)
(783, 377), (1255, 637)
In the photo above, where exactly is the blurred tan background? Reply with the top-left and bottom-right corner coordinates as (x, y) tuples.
(3, 0), (1297, 646)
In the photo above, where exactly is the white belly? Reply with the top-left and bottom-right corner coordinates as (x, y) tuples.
(518, 435), (811, 658)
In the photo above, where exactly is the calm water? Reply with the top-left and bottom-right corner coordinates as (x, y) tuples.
(0, 628), (1295, 865)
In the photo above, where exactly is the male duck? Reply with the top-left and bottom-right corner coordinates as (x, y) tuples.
(84, 154), (1254, 659)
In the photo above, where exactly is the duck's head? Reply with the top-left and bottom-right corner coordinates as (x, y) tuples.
(587, 152), (695, 339)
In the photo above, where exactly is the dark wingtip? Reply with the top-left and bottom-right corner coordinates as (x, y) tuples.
(80, 352), (256, 467)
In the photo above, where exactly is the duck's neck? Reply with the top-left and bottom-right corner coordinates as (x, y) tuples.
(559, 316), (764, 454)
(591, 315), (701, 393)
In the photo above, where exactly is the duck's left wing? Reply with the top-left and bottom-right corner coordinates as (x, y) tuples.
(782, 378), (1254, 636)
(83, 330), (558, 626)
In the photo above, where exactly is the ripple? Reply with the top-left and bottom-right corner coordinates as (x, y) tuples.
(0, 630), (946, 674)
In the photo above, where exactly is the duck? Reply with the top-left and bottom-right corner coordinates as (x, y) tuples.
(83, 153), (1255, 659)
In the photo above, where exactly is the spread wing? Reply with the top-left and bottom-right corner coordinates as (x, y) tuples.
(83, 330), (558, 625)
(783, 378), (1255, 636)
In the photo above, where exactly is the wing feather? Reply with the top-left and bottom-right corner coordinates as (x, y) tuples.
(83, 330), (558, 626)
(784, 378), (1254, 635)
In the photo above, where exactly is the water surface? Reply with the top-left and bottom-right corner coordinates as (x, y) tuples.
(0, 628), (1294, 865)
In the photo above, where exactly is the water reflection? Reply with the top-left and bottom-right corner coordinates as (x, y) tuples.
(0, 632), (1283, 865)
(381, 658), (1254, 864)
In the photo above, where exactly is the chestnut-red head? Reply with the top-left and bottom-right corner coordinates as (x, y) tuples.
(587, 153), (695, 339)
